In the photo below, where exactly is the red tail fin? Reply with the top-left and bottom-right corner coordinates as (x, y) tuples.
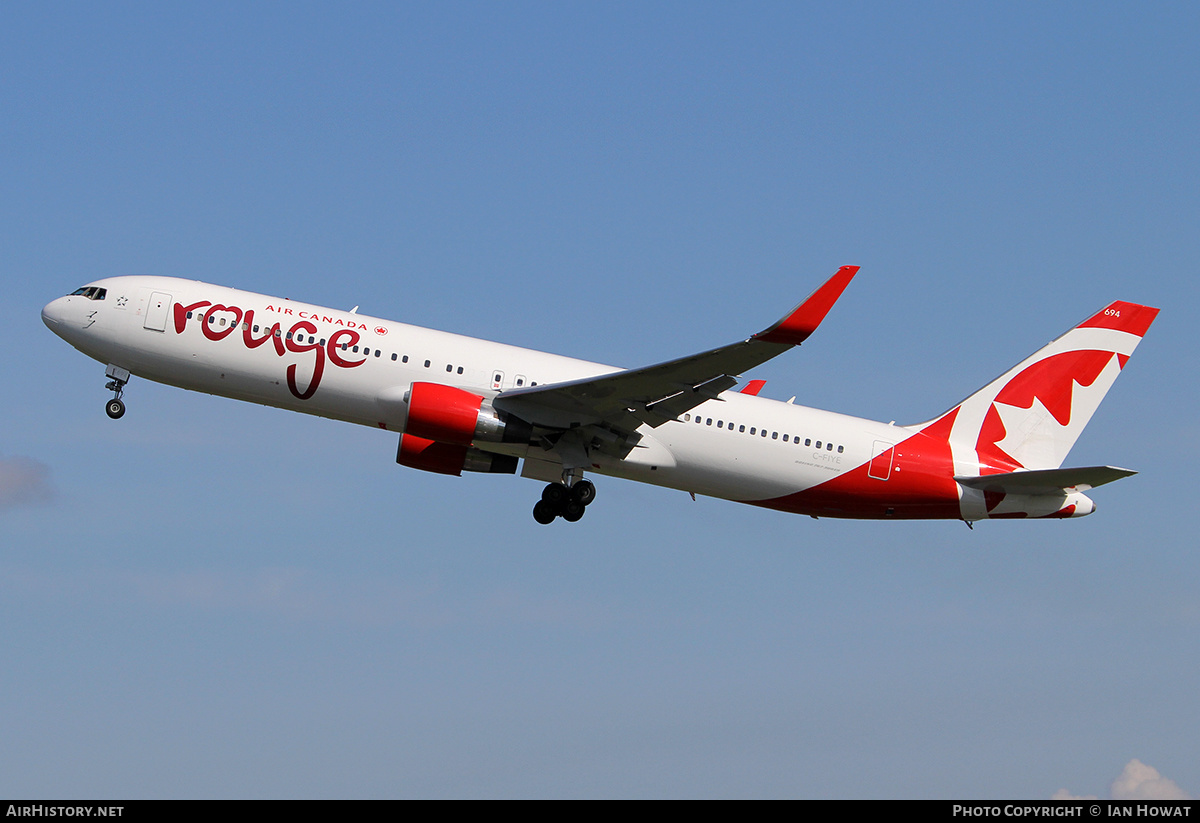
(935, 300), (1158, 473)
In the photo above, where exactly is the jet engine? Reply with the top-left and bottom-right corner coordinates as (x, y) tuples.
(403, 382), (533, 446)
(396, 433), (518, 476)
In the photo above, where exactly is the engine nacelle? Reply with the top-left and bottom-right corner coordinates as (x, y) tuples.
(404, 382), (532, 446)
(396, 434), (518, 476)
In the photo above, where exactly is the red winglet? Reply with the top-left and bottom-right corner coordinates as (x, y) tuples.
(1078, 301), (1160, 338)
(757, 265), (859, 345)
(740, 379), (767, 396)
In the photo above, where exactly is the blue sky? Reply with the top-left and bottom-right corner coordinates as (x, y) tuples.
(2, 2), (1197, 798)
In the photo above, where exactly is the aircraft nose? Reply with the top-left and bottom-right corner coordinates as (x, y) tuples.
(41, 297), (67, 330)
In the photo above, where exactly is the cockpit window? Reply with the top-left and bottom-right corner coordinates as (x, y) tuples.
(69, 287), (107, 301)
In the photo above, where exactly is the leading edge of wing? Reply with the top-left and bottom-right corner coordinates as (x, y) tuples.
(493, 266), (859, 431)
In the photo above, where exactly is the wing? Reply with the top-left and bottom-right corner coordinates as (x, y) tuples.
(493, 266), (859, 434)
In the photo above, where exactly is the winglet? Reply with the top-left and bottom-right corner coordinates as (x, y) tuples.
(740, 379), (767, 396)
(756, 265), (859, 345)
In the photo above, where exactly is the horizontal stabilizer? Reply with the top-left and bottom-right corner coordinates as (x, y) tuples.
(955, 465), (1137, 494)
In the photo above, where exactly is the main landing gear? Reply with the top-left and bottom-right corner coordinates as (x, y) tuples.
(533, 478), (597, 525)
(104, 364), (130, 419)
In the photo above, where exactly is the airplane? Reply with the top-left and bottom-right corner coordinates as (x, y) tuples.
(41, 267), (1158, 525)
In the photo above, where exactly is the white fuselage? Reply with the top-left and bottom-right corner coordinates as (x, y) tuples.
(49, 273), (1134, 522)
(42, 275), (906, 512)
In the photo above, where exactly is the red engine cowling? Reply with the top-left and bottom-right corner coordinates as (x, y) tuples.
(396, 434), (517, 476)
(404, 382), (532, 446)
(405, 382), (484, 445)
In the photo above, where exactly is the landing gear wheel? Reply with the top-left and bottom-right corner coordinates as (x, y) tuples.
(541, 483), (569, 506)
(571, 479), (596, 506)
(533, 500), (557, 525)
(536, 480), (593, 523)
(102, 365), (130, 420)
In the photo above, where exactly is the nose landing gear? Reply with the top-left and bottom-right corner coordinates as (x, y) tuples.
(532, 478), (597, 524)
(104, 365), (130, 419)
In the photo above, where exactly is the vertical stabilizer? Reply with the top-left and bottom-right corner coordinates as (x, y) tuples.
(932, 301), (1158, 475)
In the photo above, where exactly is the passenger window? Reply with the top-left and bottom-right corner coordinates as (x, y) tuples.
(816, 441), (821, 449)
(446, 364), (453, 372)
(783, 434), (789, 442)
(772, 432), (778, 440)
(837, 445), (844, 453)
(391, 353), (397, 361)
(739, 425), (745, 433)
(425, 360), (431, 368)
(827, 442), (834, 451)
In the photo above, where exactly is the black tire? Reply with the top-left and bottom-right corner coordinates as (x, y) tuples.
(541, 483), (569, 506)
(571, 479), (597, 506)
(533, 500), (558, 525)
(105, 398), (125, 419)
(562, 500), (585, 522)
